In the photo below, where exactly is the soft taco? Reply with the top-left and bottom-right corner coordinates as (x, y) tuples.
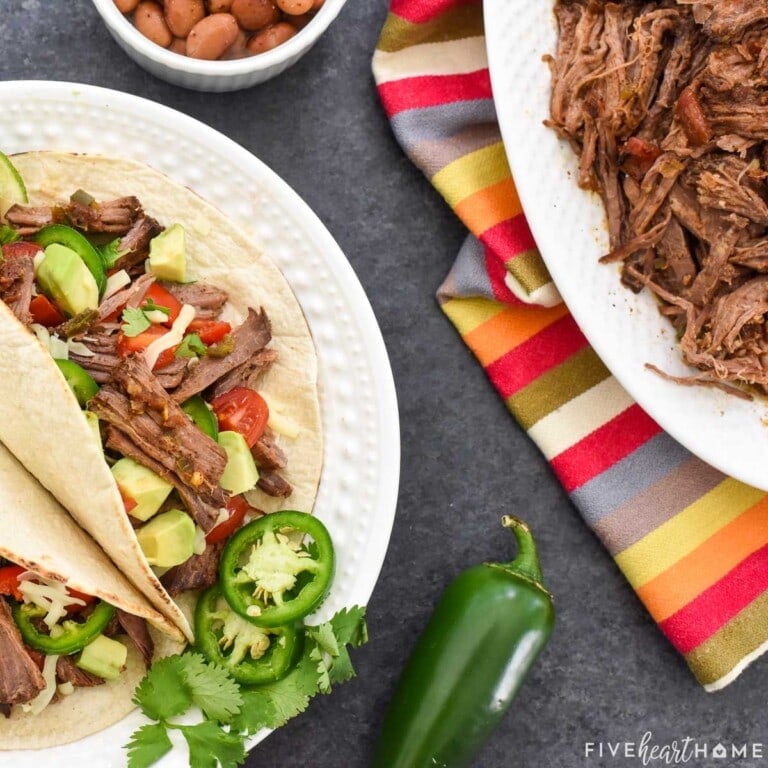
(0, 152), (323, 644)
(0, 440), (183, 749)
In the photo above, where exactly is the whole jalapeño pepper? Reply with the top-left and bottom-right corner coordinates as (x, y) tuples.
(372, 516), (554, 768)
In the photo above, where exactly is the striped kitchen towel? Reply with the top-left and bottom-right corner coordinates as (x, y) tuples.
(373, 0), (768, 691)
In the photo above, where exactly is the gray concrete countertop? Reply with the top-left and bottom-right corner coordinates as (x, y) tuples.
(3, 3), (768, 768)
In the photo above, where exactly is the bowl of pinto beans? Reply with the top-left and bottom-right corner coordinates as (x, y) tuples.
(91, 0), (344, 91)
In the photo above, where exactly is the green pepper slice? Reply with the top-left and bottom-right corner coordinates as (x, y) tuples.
(35, 224), (107, 298)
(181, 395), (219, 441)
(220, 511), (335, 628)
(195, 584), (298, 685)
(55, 359), (99, 407)
(12, 600), (116, 655)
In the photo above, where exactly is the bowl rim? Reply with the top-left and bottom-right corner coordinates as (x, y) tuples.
(90, 0), (347, 76)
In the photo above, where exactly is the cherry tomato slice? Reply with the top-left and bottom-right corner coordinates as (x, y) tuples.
(30, 295), (66, 327)
(66, 589), (97, 614)
(188, 320), (231, 345)
(117, 327), (178, 370)
(0, 565), (25, 601)
(206, 495), (251, 544)
(210, 387), (269, 448)
(2, 242), (42, 260)
(142, 283), (182, 325)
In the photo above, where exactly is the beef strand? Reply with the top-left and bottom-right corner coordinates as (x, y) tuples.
(0, 599), (46, 707)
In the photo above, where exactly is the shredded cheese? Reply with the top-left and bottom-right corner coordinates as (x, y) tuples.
(67, 339), (94, 357)
(103, 269), (131, 300)
(145, 310), (169, 324)
(18, 574), (85, 629)
(32, 250), (45, 273)
(143, 303), (195, 370)
(193, 526), (207, 556)
(57, 681), (75, 697)
(30, 324), (69, 361)
(22, 654), (59, 715)
(261, 394), (301, 439)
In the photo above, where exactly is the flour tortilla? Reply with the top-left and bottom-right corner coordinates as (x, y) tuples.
(0, 441), (184, 749)
(0, 152), (323, 643)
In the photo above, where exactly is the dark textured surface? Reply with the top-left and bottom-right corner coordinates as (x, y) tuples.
(4, 2), (768, 768)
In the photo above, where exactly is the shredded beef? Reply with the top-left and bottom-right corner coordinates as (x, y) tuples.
(172, 308), (271, 403)
(66, 196), (143, 234)
(5, 205), (58, 235)
(56, 656), (104, 688)
(113, 217), (163, 272)
(89, 354), (229, 524)
(161, 542), (224, 597)
(251, 428), (287, 471)
(0, 599), (46, 707)
(209, 348), (278, 398)
(163, 283), (228, 320)
(0, 250), (35, 325)
(548, 0), (768, 395)
(257, 469), (293, 498)
(117, 610), (154, 667)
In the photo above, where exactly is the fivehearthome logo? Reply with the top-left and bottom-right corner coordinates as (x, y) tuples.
(585, 732), (766, 764)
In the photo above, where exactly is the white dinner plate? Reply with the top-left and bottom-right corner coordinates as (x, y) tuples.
(0, 81), (400, 767)
(485, 1), (768, 491)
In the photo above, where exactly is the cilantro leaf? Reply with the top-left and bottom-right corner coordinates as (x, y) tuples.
(307, 621), (339, 657)
(175, 332), (206, 359)
(229, 690), (278, 735)
(126, 723), (173, 768)
(331, 606), (368, 647)
(132, 655), (192, 721)
(181, 653), (243, 723)
(98, 238), (126, 269)
(122, 307), (151, 337)
(178, 722), (246, 768)
(327, 646), (356, 685)
(0, 225), (20, 245)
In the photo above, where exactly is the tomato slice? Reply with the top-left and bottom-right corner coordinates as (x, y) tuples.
(188, 320), (231, 345)
(210, 387), (269, 448)
(0, 565), (24, 601)
(143, 283), (182, 325)
(2, 241), (42, 260)
(117, 326), (178, 370)
(206, 495), (250, 544)
(66, 588), (97, 614)
(30, 295), (65, 327)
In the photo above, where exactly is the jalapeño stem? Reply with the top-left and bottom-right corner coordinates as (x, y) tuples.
(499, 515), (544, 584)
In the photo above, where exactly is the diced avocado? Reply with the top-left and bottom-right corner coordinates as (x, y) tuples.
(148, 223), (186, 282)
(136, 508), (196, 567)
(36, 243), (99, 317)
(112, 457), (173, 522)
(76, 635), (127, 681)
(218, 431), (259, 495)
(84, 411), (102, 450)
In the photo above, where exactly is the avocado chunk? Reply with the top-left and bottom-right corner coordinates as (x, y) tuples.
(77, 635), (128, 681)
(112, 457), (173, 522)
(148, 223), (187, 282)
(218, 430), (260, 495)
(136, 508), (196, 567)
(84, 411), (102, 451)
(36, 243), (99, 317)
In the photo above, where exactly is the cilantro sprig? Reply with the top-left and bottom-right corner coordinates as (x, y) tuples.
(122, 307), (151, 337)
(126, 607), (368, 768)
(175, 332), (207, 359)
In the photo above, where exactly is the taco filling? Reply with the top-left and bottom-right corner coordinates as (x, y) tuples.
(0, 558), (154, 718)
(2, 189), (299, 600)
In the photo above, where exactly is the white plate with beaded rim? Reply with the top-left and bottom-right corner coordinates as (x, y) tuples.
(484, 0), (768, 492)
(1, 80), (400, 767)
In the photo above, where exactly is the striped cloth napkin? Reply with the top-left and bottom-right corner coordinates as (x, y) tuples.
(372, 0), (768, 691)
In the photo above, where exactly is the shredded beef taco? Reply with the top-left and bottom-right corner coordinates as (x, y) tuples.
(0, 440), (183, 749)
(0, 152), (323, 643)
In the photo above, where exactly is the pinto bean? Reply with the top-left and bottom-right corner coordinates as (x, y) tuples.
(246, 21), (296, 53)
(164, 0), (206, 38)
(275, 0), (312, 15)
(207, 0), (233, 10)
(186, 13), (239, 59)
(134, 1), (173, 48)
(231, 0), (280, 30)
(221, 28), (248, 58)
(311, 0), (324, 9)
(114, 0), (140, 12)
(169, 37), (187, 55)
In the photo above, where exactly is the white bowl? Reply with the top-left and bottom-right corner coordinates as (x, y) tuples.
(90, 0), (347, 91)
